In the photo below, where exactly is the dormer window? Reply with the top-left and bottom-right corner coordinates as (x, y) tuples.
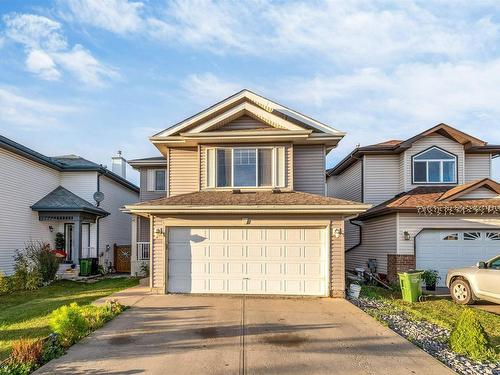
(412, 147), (457, 184)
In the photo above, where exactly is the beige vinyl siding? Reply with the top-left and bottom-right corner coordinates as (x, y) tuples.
(458, 187), (499, 200)
(465, 154), (491, 182)
(98, 175), (139, 265)
(293, 145), (325, 195)
(151, 216), (165, 291)
(399, 153), (405, 192)
(397, 213), (500, 255)
(346, 214), (397, 274)
(326, 160), (362, 201)
(0, 148), (60, 274)
(199, 144), (293, 190)
(403, 134), (465, 191)
(215, 115), (272, 131)
(169, 147), (199, 196)
(363, 155), (400, 205)
(139, 168), (167, 202)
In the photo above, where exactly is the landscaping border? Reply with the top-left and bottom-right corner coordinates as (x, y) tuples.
(351, 297), (500, 375)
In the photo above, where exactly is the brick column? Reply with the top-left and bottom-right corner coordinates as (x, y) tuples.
(387, 254), (416, 284)
(330, 220), (345, 298)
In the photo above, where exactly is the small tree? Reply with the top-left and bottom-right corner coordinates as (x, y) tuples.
(54, 232), (65, 251)
(449, 309), (495, 362)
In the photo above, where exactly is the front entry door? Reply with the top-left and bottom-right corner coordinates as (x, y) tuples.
(64, 224), (74, 262)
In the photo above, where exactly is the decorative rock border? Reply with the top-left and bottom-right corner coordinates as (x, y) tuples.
(351, 297), (500, 375)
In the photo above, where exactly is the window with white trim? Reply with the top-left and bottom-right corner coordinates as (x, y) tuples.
(486, 232), (500, 241)
(463, 232), (481, 241)
(442, 233), (459, 241)
(206, 146), (285, 188)
(412, 147), (457, 184)
(147, 169), (167, 191)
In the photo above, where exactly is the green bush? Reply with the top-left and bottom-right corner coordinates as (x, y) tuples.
(0, 362), (33, 375)
(0, 271), (13, 295)
(11, 242), (58, 291)
(449, 309), (496, 362)
(49, 303), (89, 347)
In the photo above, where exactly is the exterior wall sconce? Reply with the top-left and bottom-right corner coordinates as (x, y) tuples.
(49, 226), (54, 233)
(333, 228), (343, 238)
(403, 231), (411, 241)
(155, 228), (164, 238)
(242, 218), (251, 225)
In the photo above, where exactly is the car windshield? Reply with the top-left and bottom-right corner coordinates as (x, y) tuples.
(488, 256), (500, 270)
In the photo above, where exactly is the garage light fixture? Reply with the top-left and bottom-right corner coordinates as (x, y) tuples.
(155, 228), (164, 238)
(333, 228), (343, 238)
(403, 231), (411, 241)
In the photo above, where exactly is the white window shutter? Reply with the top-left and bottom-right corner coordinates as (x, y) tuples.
(146, 169), (155, 191)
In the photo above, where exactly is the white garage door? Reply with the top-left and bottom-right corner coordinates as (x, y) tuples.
(416, 229), (500, 286)
(168, 227), (328, 296)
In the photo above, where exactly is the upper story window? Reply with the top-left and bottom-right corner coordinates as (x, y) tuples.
(412, 146), (457, 184)
(147, 169), (167, 191)
(206, 147), (285, 188)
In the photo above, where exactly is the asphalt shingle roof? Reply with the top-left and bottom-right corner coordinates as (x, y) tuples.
(31, 186), (109, 216)
(134, 190), (363, 207)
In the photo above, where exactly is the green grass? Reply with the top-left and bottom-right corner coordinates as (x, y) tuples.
(0, 277), (139, 360)
(361, 285), (500, 359)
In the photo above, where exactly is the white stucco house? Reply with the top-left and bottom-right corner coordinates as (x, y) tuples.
(0, 134), (139, 275)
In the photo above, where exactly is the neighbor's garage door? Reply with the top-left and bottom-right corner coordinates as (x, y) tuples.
(416, 229), (500, 286)
(167, 227), (328, 296)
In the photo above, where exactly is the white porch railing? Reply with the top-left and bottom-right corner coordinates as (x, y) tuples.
(137, 242), (150, 260)
(82, 246), (97, 258)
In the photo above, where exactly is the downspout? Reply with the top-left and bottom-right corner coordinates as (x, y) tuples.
(345, 219), (362, 253)
(96, 172), (102, 260)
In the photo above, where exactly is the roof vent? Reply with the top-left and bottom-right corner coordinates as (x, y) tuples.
(232, 189), (241, 194)
(272, 188), (281, 194)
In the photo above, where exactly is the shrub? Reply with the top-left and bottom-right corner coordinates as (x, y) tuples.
(449, 309), (496, 362)
(33, 244), (59, 283)
(11, 242), (58, 291)
(54, 232), (65, 251)
(80, 300), (125, 330)
(0, 271), (12, 295)
(41, 334), (65, 363)
(9, 339), (44, 366)
(0, 362), (33, 375)
(49, 303), (89, 347)
(139, 261), (149, 277)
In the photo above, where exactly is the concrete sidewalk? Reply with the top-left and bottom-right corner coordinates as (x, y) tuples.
(35, 289), (455, 375)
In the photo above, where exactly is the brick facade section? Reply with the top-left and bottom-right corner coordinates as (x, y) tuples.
(387, 254), (416, 284)
(330, 220), (345, 297)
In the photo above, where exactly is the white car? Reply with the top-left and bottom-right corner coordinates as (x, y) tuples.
(446, 255), (500, 305)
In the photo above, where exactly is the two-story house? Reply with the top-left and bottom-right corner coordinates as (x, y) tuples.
(124, 90), (369, 297)
(327, 124), (500, 285)
(0, 135), (139, 275)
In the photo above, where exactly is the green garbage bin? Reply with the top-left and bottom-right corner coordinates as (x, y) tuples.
(79, 258), (91, 277)
(398, 270), (424, 302)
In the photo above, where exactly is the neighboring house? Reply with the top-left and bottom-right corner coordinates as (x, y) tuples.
(124, 90), (369, 297)
(327, 124), (500, 285)
(0, 135), (139, 274)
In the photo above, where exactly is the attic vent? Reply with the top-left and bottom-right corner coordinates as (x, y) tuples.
(272, 188), (282, 194)
(232, 189), (241, 194)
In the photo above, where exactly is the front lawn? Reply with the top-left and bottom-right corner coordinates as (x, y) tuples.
(0, 277), (139, 360)
(361, 285), (500, 358)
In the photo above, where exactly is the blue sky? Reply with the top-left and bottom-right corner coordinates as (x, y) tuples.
(1, 0), (499, 184)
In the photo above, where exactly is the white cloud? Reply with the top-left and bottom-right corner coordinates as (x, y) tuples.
(59, 0), (144, 34)
(57, 1), (500, 65)
(0, 87), (76, 128)
(180, 73), (246, 105)
(25, 49), (60, 80)
(3, 13), (117, 86)
(52, 45), (118, 87)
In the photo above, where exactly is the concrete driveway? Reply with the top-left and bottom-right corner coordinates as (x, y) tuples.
(36, 286), (454, 375)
